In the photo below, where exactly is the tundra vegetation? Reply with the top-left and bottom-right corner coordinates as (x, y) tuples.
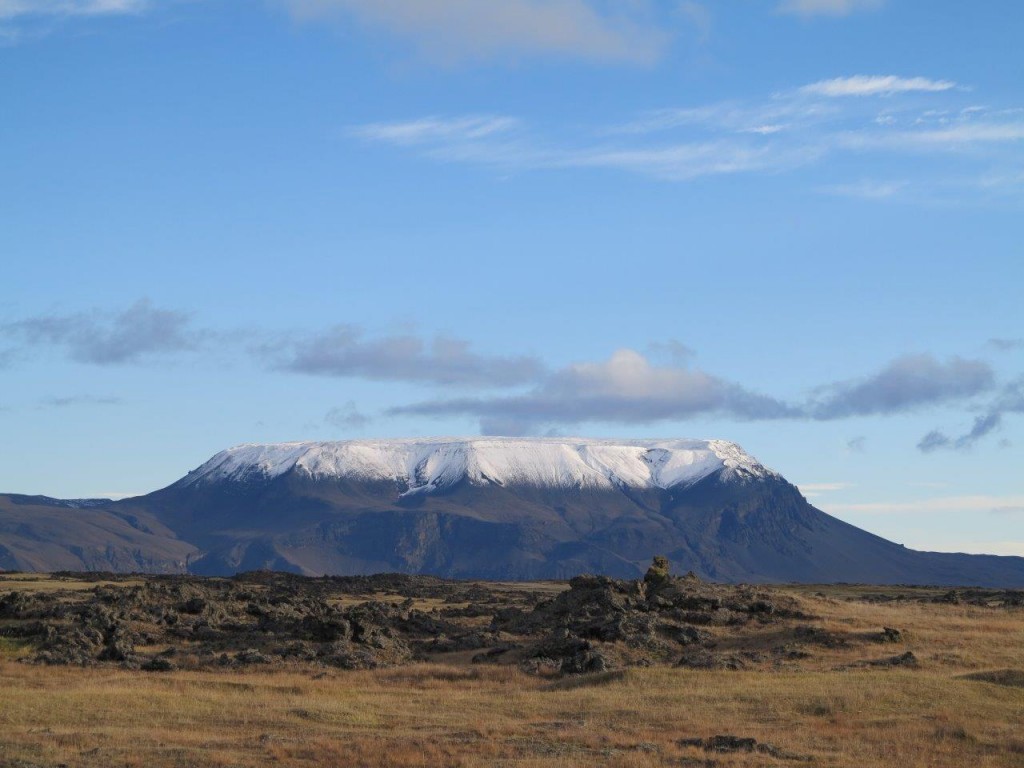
(0, 562), (1022, 767)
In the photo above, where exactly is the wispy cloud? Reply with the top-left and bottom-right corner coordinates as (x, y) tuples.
(0, 0), (147, 20)
(989, 338), (1024, 352)
(677, 1), (711, 44)
(777, 0), (884, 17)
(825, 494), (1024, 516)
(823, 179), (907, 200)
(800, 75), (955, 98)
(798, 482), (852, 498)
(0, 0), (147, 42)
(3, 299), (203, 365)
(562, 141), (818, 181)
(279, 0), (673, 66)
(38, 395), (122, 408)
(612, 99), (835, 136)
(265, 325), (545, 387)
(354, 114), (825, 181)
(841, 122), (1024, 152)
(918, 377), (1024, 452)
(975, 168), (1024, 192)
(353, 79), (1023, 198)
(352, 115), (520, 145)
(927, 540), (1024, 557)
(88, 490), (142, 500)
(917, 413), (1002, 453)
(325, 402), (371, 430)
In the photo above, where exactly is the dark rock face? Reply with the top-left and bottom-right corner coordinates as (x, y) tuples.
(4, 462), (1024, 586)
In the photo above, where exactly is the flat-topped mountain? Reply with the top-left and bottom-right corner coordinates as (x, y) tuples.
(2, 437), (1023, 586)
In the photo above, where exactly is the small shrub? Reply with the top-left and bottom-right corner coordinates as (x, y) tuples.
(644, 556), (670, 585)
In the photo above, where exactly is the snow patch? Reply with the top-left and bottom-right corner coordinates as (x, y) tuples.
(178, 437), (775, 494)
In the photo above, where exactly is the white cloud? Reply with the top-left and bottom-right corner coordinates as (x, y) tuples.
(888, 122), (1024, 146)
(390, 347), (798, 433)
(677, 1), (711, 43)
(845, 122), (1024, 151)
(823, 179), (907, 199)
(825, 495), (1024, 516)
(90, 490), (142, 500)
(325, 401), (371, 430)
(778, 0), (884, 17)
(742, 124), (786, 135)
(352, 115), (519, 146)
(0, 0), (146, 20)
(992, 506), (1024, 516)
(0, 0), (147, 43)
(975, 170), (1024, 190)
(797, 482), (852, 497)
(387, 345), (1013, 434)
(810, 355), (994, 419)
(353, 82), (1023, 196)
(801, 75), (956, 97)
(614, 100), (834, 136)
(269, 324), (545, 387)
(561, 141), (817, 181)
(556, 349), (729, 401)
(922, 541), (1024, 557)
(3, 299), (202, 365)
(355, 114), (822, 181)
(280, 0), (671, 65)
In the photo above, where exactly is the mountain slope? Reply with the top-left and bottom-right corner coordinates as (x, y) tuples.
(0, 494), (197, 573)
(2, 437), (1023, 586)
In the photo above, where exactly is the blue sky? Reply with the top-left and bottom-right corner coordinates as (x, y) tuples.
(1, 0), (1022, 556)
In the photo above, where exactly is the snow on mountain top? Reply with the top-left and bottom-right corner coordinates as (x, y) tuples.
(178, 438), (775, 495)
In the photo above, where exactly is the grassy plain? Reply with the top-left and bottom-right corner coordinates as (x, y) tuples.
(0, 574), (1022, 767)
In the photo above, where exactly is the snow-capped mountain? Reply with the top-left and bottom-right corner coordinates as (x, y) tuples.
(178, 438), (775, 495)
(3, 436), (1024, 587)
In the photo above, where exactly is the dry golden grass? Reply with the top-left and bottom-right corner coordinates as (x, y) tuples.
(2, 661), (1022, 767)
(0, 573), (147, 593)
(1, 585), (1022, 767)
